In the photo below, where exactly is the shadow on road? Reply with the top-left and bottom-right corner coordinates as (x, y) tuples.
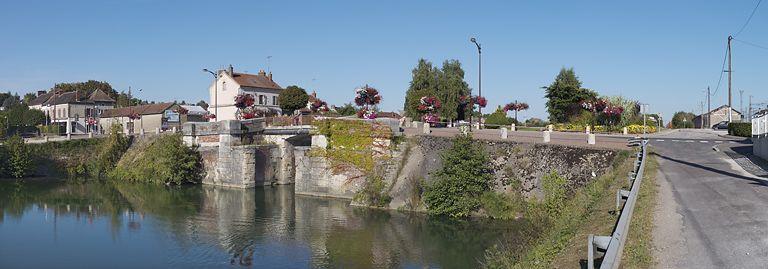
(652, 152), (768, 186)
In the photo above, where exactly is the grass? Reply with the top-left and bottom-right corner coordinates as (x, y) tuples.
(484, 150), (643, 268)
(621, 151), (659, 268)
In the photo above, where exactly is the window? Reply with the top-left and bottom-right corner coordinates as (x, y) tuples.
(273, 96), (277, 106)
(259, 95), (264, 105)
(71, 122), (76, 133)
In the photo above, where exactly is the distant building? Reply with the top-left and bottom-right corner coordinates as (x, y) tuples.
(28, 89), (116, 134)
(180, 105), (208, 122)
(100, 103), (184, 134)
(693, 105), (742, 128)
(208, 65), (284, 121)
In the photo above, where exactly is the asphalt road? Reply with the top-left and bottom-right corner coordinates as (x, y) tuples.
(650, 129), (768, 269)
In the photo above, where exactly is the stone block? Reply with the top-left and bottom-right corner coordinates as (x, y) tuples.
(623, 127), (628, 135)
(588, 134), (596, 145)
(547, 124), (553, 132)
(510, 124), (516, 132)
(312, 135), (328, 148)
(501, 127), (508, 139)
(543, 131), (551, 143)
(423, 123), (431, 134)
(586, 125), (591, 134)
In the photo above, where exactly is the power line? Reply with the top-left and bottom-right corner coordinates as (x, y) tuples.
(711, 44), (728, 97)
(734, 0), (764, 37)
(734, 38), (768, 51)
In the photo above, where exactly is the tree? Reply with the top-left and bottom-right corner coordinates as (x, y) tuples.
(544, 68), (596, 123)
(404, 59), (440, 119)
(278, 86), (309, 114)
(196, 100), (209, 110)
(334, 103), (357, 116)
(437, 60), (471, 121)
(671, 111), (696, 128)
(4, 135), (32, 178)
(22, 93), (36, 105)
(423, 134), (493, 217)
(54, 80), (116, 99)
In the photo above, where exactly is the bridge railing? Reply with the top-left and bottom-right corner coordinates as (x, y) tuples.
(587, 138), (648, 269)
(753, 113), (768, 136)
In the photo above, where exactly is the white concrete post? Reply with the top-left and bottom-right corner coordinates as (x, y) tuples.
(67, 133), (71, 140)
(586, 125), (591, 134)
(155, 128), (160, 135)
(44, 136), (49, 143)
(88, 132), (93, 138)
(140, 128), (145, 136)
(172, 127), (177, 133)
(547, 124), (553, 132)
(510, 124), (516, 132)
(623, 127), (628, 135)
(501, 127), (508, 139)
(588, 134), (596, 145)
(543, 130), (551, 143)
(423, 122), (431, 134)
(412, 121), (418, 129)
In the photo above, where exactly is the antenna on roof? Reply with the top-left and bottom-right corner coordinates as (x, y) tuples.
(267, 56), (272, 73)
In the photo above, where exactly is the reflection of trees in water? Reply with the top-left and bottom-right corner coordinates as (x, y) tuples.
(0, 181), (540, 268)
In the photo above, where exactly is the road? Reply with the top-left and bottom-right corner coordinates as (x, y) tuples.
(650, 129), (768, 269)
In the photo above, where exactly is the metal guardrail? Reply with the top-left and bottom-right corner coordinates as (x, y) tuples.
(587, 138), (648, 269)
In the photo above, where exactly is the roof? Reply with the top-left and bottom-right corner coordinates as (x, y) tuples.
(230, 72), (282, 90)
(697, 105), (742, 117)
(88, 89), (115, 102)
(180, 105), (207, 115)
(43, 91), (80, 106)
(100, 103), (175, 118)
(28, 92), (53, 106)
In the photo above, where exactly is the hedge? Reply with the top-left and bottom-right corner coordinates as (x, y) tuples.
(728, 122), (751, 137)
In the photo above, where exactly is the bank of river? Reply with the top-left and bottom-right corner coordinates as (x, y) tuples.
(0, 180), (540, 268)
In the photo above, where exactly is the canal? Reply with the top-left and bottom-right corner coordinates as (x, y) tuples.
(0, 180), (538, 269)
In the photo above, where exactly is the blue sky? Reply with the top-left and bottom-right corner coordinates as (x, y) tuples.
(1, 0), (767, 121)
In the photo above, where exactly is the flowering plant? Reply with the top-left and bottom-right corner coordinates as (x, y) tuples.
(422, 113), (439, 124)
(308, 98), (330, 113)
(128, 113), (141, 120)
(234, 94), (255, 109)
(354, 85), (382, 106)
(581, 98), (607, 113)
(87, 117), (97, 125)
(174, 107), (189, 115)
(417, 96), (441, 112)
(357, 107), (377, 119)
(472, 96), (487, 108)
(203, 114), (216, 120)
(503, 102), (529, 112)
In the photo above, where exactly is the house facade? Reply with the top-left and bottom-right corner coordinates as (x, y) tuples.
(693, 105), (743, 128)
(100, 103), (184, 134)
(208, 65), (284, 121)
(28, 89), (116, 134)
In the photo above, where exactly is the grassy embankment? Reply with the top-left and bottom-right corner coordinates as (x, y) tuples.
(485, 148), (659, 268)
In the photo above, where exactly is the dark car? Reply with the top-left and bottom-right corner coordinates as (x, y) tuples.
(712, 121), (729, 130)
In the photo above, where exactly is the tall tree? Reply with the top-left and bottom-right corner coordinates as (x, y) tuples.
(54, 80), (116, 98)
(404, 59), (440, 119)
(22, 93), (36, 105)
(438, 60), (471, 121)
(671, 111), (696, 128)
(544, 68), (596, 123)
(278, 85), (309, 114)
(196, 100), (209, 110)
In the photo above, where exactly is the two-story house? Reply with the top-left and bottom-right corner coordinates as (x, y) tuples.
(28, 89), (116, 134)
(208, 65), (284, 121)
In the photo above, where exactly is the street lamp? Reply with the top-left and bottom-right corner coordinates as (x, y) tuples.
(470, 37), (482, 129)
(203, 68), (218, 121)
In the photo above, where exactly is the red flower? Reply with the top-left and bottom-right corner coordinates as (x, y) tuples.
(234, 94), (255, 109)
(472, 96), (487, 108)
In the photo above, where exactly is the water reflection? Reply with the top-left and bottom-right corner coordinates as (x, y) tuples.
(0, 181), (538, 269)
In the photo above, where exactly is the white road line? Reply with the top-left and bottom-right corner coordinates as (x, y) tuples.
(672, 140), (680, 142)
(656, 139), (665, 142)
(684, 140), (694, 143)
(700, 141), (709, 143)
(715, 141), (724, 143)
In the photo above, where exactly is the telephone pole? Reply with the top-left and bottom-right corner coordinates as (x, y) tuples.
(707, 86), (711, 128)
(749, 95), (753, 120)
(727, 35), (733, 122)
(739, 89), (744, 121)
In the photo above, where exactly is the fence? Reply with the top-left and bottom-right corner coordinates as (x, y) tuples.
(587, 138), (648, 269)
(753, 113), (768, 136)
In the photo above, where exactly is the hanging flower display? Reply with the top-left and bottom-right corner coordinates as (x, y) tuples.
(472, 95), (487, 108)
(356, 107), (377, 119)
(203, 114), (216, 120)
(128, 113), (141, 120)
(308, 98), (330, 114)
(174, 107), (189, 115)
(417, 96), (441, 112)
(581, 98), (607, 113)
(87, 117), (98, 125)
(503, 102), (529, 112)
(354, 85), (382, 107)
(234, 94), (255, 109)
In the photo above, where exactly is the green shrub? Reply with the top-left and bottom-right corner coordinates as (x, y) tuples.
(480, 192), (526, 220)
(354, 175), (392, 207)
(484, 107), (513, 129)
(728, 122), (751, 137)
(2, 135), (32, 178)
(423, 134), (493, 217)
(90, 125), (130, 178)
(110, 134), (203, 185)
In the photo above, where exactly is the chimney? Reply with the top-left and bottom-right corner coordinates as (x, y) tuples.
(37, 90), (46, 96)
(258, 69), (266, 76)
(268, 72), (273, 81)
(228, 64), (234, 76)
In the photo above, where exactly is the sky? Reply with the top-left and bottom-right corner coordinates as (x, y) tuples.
(1, 0), (767, 122)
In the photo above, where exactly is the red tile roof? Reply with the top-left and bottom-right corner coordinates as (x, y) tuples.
(100, 103), (176, 118)
(230, 72), (282, 90)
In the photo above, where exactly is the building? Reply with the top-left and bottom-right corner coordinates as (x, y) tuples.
(180, 105), (209, 122)
(28, 89), (116, 134)
(100, 103), (180, 134)
(693, 105), (743, 128)
(208, 65), (284, 121)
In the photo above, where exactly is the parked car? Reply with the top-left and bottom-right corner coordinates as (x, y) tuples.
(712, 121), (729, 130)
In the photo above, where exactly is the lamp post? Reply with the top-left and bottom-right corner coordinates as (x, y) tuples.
(470, 37), (482, 129)
(203, 69), (218, 121)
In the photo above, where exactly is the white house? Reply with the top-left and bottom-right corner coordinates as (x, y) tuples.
(28, 89), (116, 134)
(208, 65), (284, 121)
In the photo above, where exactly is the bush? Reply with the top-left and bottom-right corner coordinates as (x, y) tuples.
(480, 192), (526, 220)
(2, 135), (32, 178)
(728, 122), (751, 137)
(541, 171), (568, 217)
(354, 175), (392, 207)
(423, 134), (493, 217)
(484, 107), (513, 129)
(110, 134), (203, 185)
(278, 86), (309, 114)
(90, 125), (130, 178)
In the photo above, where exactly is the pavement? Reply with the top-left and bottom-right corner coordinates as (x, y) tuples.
(650, 129), (768, 268)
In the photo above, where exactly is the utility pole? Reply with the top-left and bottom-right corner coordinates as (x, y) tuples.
(707, 86), (711, 128)
(749, 95), (753, 120)
(739, 89), (744, 121)
(727, 35), (733, 122)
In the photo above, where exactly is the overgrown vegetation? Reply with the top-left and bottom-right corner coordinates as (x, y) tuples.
(110, 134), (203, 185)
(423, 134), (493, 217)
(0, 135), (33, 178)
(483, 150), (636, 268)
(354, 175), (392, 207)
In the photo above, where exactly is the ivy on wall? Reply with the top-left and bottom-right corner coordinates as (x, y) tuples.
(312, 119), (392, 174)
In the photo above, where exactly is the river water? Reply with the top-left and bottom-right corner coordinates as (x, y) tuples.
(0, 181), (537, 269)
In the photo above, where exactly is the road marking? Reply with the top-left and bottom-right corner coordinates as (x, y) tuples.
(656, 139), (665, 142)
(684, 140), (694, 143)
(672, 140), (680, 142)
(715, 141), (724, 143)
(700, 141), (709, 143)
